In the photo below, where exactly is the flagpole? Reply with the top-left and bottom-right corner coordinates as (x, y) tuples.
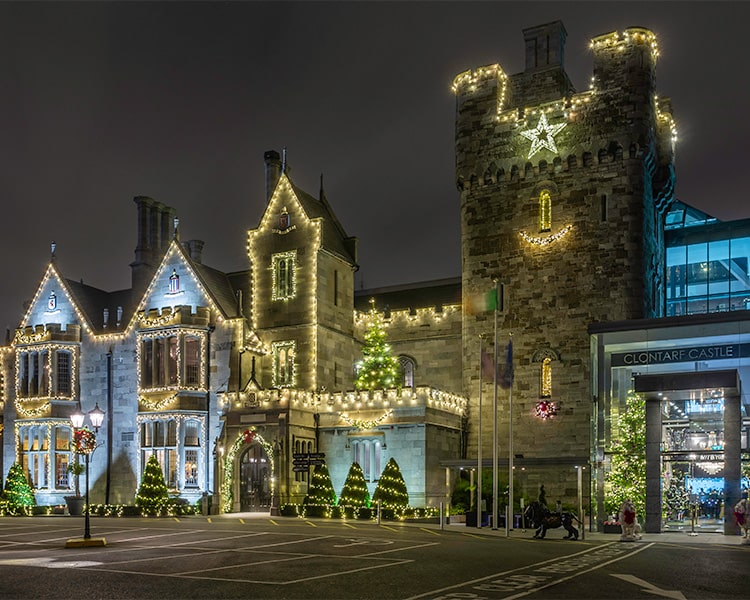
(507, 332), (513, 538)
(492, 280), (499, 530)
(477, 335), (483, 529)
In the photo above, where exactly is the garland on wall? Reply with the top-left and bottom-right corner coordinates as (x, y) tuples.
(340, 410), (392, 430)
(221, 427), (275, 514)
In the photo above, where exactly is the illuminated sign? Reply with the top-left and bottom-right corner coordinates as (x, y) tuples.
(611, 343), (750, 367)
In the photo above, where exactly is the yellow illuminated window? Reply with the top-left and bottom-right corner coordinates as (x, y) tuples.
(539, 190), (551, 232)
(541, 357), (552, 398)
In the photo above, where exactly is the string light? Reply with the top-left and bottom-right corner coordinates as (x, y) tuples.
(339, 410), (392, 430)
(221, 427), (275, 514)
(135, 413), (207, 493)
(519, 225), (573, 246)
(519, 113), (567, 159)
(589, 28), (659, 62)
(271, 251), (297, 301)
(136, 328), (208, 393)
(451, 64), (509, 112)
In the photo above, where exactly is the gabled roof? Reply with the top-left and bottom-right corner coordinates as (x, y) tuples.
(287, 177), (358, 266)
(65, 280), (134, 333)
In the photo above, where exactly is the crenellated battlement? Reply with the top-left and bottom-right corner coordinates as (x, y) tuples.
(452, 64), (510, 109)
(590, 27), (659, 62)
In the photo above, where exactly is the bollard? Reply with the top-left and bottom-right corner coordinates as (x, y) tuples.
(581, 509), (585, 541)
(688, 504), (698, 536)
(440, 502), (445, 530)
(377, 500), (381, 525)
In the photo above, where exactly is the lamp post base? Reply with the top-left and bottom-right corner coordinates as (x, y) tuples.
(65, 537), (107, 548)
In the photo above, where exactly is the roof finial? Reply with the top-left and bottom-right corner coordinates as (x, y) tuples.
(50, 241), (56, 262)
(319, 173), (324, 201)
(173, 216), (180, 240)
(281, 147), (287, 174)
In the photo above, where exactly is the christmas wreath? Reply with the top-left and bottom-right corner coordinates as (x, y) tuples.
(73, 427), (97, 454)
(534, 400), (558, 420)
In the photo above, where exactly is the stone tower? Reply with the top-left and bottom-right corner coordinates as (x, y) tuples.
(454, 22), (675, 498)
(248, 151), (359, 393)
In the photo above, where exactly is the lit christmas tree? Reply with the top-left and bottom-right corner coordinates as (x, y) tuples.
(339, 462), (371, 507)
(664, 468), (690, 521)
(135, 455), (170, 515)
(1, 463), (36, 508)
(373, 457), (409, 508)
(355, 299), (400, 391)
(605, 391), (646, 519)
(304, 463), (337, 506)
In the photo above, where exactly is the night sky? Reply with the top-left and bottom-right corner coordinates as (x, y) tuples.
(2, 1), (748, 333)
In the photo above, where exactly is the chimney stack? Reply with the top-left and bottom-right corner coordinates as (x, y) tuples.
(131, 196), (178, 296)
(185, 239), (205, 264)
(264, 150), (282, 201)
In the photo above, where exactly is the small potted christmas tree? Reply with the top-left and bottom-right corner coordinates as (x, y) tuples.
(135, 455), (170, 516)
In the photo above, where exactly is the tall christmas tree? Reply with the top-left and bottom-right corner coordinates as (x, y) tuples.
(355, 299), (400, 391)
(605, 391), (646, 519)
(135, 455), (170, 515)
(339, 462), (371, 507)
(664, 468), (690, 521)
(1, 463), (36, 508)
(373, 457), (409, 509)
(304, 463), (337, 506)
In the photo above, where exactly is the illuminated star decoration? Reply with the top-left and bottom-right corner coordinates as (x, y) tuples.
(519, 113), (567, 159)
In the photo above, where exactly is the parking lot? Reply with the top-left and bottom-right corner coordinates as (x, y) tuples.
(0, 516), (745, 599)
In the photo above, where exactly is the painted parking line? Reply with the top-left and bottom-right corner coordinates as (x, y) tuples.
(408, 542), (654, 600)
(419, 528), (441, 536)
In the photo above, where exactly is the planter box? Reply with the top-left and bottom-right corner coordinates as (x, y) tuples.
(450, 514), (466, 524)
(602, 523), (621, 534)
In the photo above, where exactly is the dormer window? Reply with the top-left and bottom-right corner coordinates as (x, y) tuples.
(169, 269), (180, 294)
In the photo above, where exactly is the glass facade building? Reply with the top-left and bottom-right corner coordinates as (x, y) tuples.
(592, 203), (750, 534)
(666, 202), (750, 316)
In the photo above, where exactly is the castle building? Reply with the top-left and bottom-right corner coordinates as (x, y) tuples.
(453, 21), (675, 516)
(1, 22), (748, 533)
(0, 154), (466, 512)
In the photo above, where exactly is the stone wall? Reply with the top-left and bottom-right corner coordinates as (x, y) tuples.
(455, 26), (675, 508)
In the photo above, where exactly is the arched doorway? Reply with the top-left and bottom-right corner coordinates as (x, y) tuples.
(239, 443), (272, 511)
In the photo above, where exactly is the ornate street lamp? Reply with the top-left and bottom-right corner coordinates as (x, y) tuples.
(65, 403), (107, 548)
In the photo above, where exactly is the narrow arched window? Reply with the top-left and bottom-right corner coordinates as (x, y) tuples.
(541, 357), (552, 398)
(398, 356), (415, 388)
(539, 190), (552, 232)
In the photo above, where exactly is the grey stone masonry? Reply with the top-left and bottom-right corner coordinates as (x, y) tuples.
(455, 25), (676, 506)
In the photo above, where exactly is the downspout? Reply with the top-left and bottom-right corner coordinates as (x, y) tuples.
(206, 326), (214, 507)
(105, 348), (113, 505)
